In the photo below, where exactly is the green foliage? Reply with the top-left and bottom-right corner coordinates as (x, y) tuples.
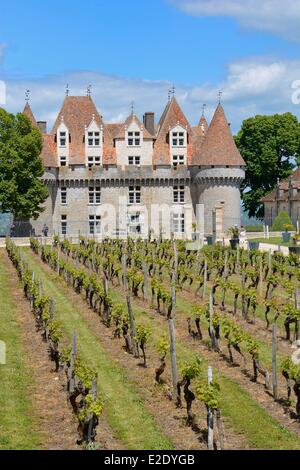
(196, 380), (221, 410)
(271, 211), (295, 232)
(0, 108), (48, 219)
(74, 357), (97, 391)
(48, 320), (63, 344)
(179, 355), (202, 380)
(235, 113), (300, 219)
(78, 393), (103, 422)
(156, 335), (169, 357)
(135, 325), (151, 346)
(281, 357), (300, 381)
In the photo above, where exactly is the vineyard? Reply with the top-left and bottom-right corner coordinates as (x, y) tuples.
(2, 237), (300, 450)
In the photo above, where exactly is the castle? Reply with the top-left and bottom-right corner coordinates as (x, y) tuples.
(262, 168), (300, 228)
(22, 93), (245, 240)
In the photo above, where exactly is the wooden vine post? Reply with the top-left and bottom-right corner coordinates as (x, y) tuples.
(207, 366), (214, 450)
(126, 294), (138, 357)
(202, 259), (208, 301)
(87, 378), (98, 443)
(209, 293), (217, 351)
(69, 331), (77, 394)
(294, 289), (299, 341)
(259, 257), (263, 299)
(236, 244), (240, 272)
(224, 251), (228, 279)
(268, 250), (272, 274)
(122, 243), (127, 292)
(169, 240), (179, 404)
(272, 323), (278, 401)
(142, 241), (148, 301)
(57, 245), (61, 274)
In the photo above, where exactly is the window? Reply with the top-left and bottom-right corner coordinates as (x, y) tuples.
(128, 156), (141, 166)
(129, 185), (141, 204)
(172, 131), (185, 147)
(172, 155), (185, 169)
(173, 186), (185, 204)
(88, 131), (100, 147)
(128, 213), (141, 234)
(89, 187), (101, 205)
(88, 156), (101, 168)
(89, 215), (101, 235)
(173, 213), (185, 234)
(128, 131), (140, 146)
(60, 156), (67, 167)
(61, 215), (67, 235)
(61, 187), (67, 205)
(59, 132), (66, 147)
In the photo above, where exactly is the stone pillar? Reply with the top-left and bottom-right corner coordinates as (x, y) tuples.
(213, 204), (224, 241)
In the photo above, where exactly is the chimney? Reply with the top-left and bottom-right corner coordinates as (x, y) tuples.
(37, 121), (47, 134)
(143, 112), (155, 136)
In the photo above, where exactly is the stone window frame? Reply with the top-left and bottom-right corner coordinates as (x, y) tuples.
(88, 131), (101, 147)
(89, 186), (101, 205)
(127, 131), (141, 147)
(172, 155), (185, 169)
(89, 215), (101, 235)
(61, 215), (67, 235)
(171, 130), (185, 147)
(61, 187), (67, 205)
(88, 156), (101, 168)
(172, 213), (185, 234)
(60, 156), (67, 167)
(128, 156), (141, 166)
(173, 185), (185, 204)
(59, 131), (67, 147)
(128, 185), (141, 205)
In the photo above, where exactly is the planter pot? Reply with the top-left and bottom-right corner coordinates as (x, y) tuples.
(230, 238), (240, 249)
(282, 232), (291, 243)
(289, 246), (300, 255)
(248, 241), (259, 251)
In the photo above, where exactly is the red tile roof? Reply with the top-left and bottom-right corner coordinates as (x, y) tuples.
(22, 103), (37, 127)
(153, 97), (192, 165)
(22, 96), (247, 170)
(51, 96), (116, 165)
(193, 105), (245, 166)
(113, 113), (154, 140)
(262, 168), (300, 203)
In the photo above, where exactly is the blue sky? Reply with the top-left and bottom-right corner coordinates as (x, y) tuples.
(1, 0), (300, 132)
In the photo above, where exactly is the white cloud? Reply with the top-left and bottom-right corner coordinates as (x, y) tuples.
(3, 59), (300, 135)
(170, 0), (300, 43)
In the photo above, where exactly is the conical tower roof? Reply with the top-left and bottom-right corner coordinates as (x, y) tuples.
(197, 105), (245, 166)
(22, 102), (37, 127)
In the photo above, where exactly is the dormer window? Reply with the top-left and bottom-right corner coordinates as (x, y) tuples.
(60, 156), (67, 167)
(60, 132), (66, 147)
(88, 156), (101, 168)
(172, 131), (185, 147)
(88, 131), (101, 147)
(172, 155), (185, 169)
(128, 131), (140, 146)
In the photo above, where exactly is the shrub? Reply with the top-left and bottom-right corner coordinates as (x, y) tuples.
(271, 211), (295, 232)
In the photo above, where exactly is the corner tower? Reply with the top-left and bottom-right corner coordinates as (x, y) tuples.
(192, 105), (245, 235)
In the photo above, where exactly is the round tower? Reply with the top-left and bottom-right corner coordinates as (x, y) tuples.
(192, 105), (245, 235)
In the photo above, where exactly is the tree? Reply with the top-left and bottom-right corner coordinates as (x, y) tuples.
(271, 211), (295, 231)
(235, 113), (300, 219)
(0, 108), (48, 220)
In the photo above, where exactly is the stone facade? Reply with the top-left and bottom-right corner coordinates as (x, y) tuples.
(262, 168), (300, 227)
(21, 95), (246, 240)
